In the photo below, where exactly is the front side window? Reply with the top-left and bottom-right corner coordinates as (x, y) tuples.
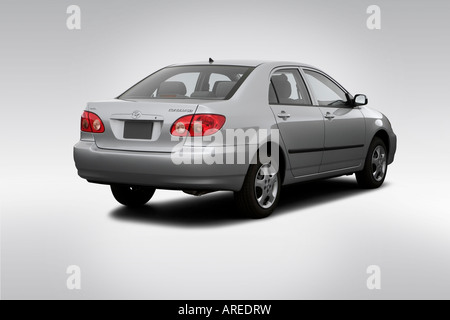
(269, 69), (311, 105)
(119, 65), (253, 100)
(303, 70), (348, 106)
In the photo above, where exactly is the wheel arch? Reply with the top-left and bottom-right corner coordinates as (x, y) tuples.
(373, 129), (390, 154)
(248, 142), (288, 185)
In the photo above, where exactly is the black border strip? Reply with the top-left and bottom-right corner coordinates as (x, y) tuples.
(289, 144), (364, 154)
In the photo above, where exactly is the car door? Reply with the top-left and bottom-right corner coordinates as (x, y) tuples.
(269, 68), (325, 177)
(302, 68), (366, 172)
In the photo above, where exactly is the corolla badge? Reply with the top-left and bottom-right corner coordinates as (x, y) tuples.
(131, 111), (142, 119)
(169, 108), (193, 113)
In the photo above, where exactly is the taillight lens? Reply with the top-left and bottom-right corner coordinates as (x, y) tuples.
(192, 114), (226, 136)
(170, 115), (194, 137)
(170, 114), (226, 137)
(81, 111), (105, 133)
(81, 112), (90, 131)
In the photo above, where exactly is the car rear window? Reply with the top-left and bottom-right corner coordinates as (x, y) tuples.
(118, 65), (254, 100)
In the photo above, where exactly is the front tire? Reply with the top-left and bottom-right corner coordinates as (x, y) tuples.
(110, 185), (155, 207)
(356, 137), (388, 189)
(234, 161), (281, 219)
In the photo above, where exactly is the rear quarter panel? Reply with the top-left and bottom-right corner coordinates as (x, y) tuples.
(192, 64), (292, 177)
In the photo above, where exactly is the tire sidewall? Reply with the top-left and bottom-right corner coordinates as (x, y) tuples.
(365, 138), (388, 187)
(246, 161), (281, 218)
(111, 185), (155, 206)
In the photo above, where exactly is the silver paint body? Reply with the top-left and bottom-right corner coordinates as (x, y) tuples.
(74, 60), (397, 191)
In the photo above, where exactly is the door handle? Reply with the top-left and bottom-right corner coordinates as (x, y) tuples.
(324, 112), (335, 120)
(277, 111), (291, 120)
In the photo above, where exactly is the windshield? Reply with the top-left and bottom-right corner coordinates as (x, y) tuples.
(118, 65), (254, 100)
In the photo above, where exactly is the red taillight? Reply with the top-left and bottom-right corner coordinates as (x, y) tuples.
(192, 114), (226, 136)
(170, 114), (226, 137)
(170, 115), (194, 137)
(81, 112), (90, 131)
(81, 111), (105, 133)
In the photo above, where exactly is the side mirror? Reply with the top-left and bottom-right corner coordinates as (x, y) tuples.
(354, 94), (368, 106)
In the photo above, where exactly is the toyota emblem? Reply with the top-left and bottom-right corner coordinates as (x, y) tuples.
(131, 111), (142, 119)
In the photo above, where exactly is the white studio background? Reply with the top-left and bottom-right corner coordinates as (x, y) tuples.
(1, 0), (449, 299)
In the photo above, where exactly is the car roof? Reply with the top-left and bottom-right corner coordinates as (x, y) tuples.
(170, 60), (316, 69)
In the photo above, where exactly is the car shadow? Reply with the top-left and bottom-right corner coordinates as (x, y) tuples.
(110, 177), (383, 228)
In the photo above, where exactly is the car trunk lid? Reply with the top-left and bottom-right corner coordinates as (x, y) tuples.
(87, 99), (198, 152)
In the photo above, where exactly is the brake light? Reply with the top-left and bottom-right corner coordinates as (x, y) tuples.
(170, 114), (226, 137)
(81, 111), (105, 133)
(170, 115), (193, 136)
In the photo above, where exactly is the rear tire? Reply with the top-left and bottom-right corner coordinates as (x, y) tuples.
(234, 160), (281, 219)
(356, 137), (388, 189)
(110, 185), (155, 207)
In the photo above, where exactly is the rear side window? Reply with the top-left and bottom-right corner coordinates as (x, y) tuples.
(119, 65), (254, 100)
(269, 82), (278, 104)
(269, 69), (311, 105)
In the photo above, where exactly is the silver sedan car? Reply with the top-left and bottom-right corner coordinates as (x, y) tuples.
(74, 60), (397, 218)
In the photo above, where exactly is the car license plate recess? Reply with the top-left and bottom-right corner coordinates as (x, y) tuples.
(123, 121), (153, 140)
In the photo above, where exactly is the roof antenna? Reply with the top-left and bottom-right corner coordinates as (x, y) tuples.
(209, 57), (214, 64)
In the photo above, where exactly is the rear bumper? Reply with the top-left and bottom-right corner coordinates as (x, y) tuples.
(73, 141), (249, 191)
